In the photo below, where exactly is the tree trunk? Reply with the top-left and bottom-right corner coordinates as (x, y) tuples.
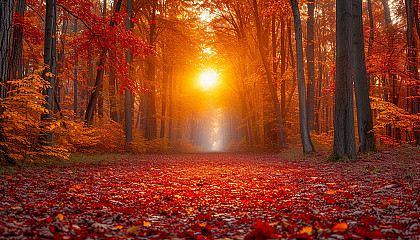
(160, 58), (169, 139)
(40, 0), (57, 146)
(405, 0), (420, 144)
(145, 0), (158, 140)
(280, 17), (286, 117)
(332, 0), (357, 159)
(290, 0), (315, 153)
(351, 0), (376, 152)
(0, 0), (15, 162)
(73, 19), (78, 118)
(306, 0), (315, 131)
(125, 0), (133, 143)
(252, 0), (284, 149)
(382, 0), (392, 26)
(10, 0), (25, 81)
(85, 0), (122, 126)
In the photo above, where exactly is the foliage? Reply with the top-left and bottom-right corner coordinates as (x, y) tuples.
(54, 118), (125, 153)
(0, 74), (69, 164)
(371, 97), (420, 134)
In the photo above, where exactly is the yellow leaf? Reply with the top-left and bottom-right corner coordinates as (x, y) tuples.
(57, 213), (64, 221)
(297, 226), (313, 235)
(68, 170), (73, 173)
(126, 225), (140, 235)
(326, 190), (335, 194)
(73, 185), (82, 190)
(143, 221), (151, 227)
(75, 194), (85, 198)
(174, 195), (182, 198)
(115, 225), (123, 230)
(331, 222), (348, 231)
(68, 188), (77, 192)
(269, 221), (279, 226)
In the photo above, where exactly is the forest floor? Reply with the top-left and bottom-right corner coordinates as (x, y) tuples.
(0, 147), (419, 239)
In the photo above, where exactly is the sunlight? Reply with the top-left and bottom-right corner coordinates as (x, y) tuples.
(200, 70), (218, 90)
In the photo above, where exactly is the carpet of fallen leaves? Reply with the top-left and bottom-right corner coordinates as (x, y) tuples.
(0, 149), (419, 239)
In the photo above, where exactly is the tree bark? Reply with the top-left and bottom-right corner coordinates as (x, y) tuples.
(125, 0), (133, 143)
(0, 0), (15, 162)
(405, 0), (420, 144)
(10, 0), (25, 81)
(252, 0), (284, 149)
(306, 0), (315, 131)
(290, 0), (315, 153)
(332, 0), (357, 159)
(40, 0), (57, 146)
(351, 0), (376, 152)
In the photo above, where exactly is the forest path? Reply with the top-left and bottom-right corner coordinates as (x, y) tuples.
(0, 152), (419, 239)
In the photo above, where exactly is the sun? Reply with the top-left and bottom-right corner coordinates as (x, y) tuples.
(200, 70), (218, 90)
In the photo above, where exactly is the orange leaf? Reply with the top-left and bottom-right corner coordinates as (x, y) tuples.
(115, 225), (123, 230)
(75, 194), (85, 198)
(326, 190), (335, 194)
(56, 213), (64, 221)
(297, 226), (313, 235)
(331, 222), (348, 231)
(143, 221), (151, 227)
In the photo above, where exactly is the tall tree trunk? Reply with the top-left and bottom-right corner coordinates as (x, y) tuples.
(40, 0), (57, 146)
(382, 0), (392, 25)
(306, 0), (315, 131)
(251, 0), (284, 149)
(98, 0), (107, 118)
(0, 0), (15, 162)
(280, 17), (286, 117)
(125, 0), (133, 143)
(332, 0), (357, 159)
(367, 0), (374, 86)
(160, 57), (169, 139)
(406, 0), (420, 144)
(85, 0), (122, 126)
(73, 19), (78, 118)
(290, 0), (315, 152)
(10, 0), (25, 81)
(145, 0), (158, 140)
(351, 0), (376, 152)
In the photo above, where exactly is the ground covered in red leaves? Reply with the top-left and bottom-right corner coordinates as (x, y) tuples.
(1, 149), (419, 239)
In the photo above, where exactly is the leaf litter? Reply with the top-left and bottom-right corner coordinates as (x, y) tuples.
(0, 150), (419, 239)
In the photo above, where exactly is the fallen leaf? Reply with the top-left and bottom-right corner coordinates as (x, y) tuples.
(143, 221), (151, 227)
(326, 190), (335, 194)
(56, 213), (64, 221)
(331, 222), (348, 231)
(297, 226), (313, 235)
(126, 225), (140, 235)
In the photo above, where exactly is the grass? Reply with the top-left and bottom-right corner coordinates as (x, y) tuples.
(0, 153), (131, 175)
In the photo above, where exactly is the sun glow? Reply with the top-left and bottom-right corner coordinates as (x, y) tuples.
(200, 70), (218, 90)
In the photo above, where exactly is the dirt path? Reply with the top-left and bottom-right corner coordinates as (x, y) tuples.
(0, 152), (419, 239)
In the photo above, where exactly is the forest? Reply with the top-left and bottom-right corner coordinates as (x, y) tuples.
(0, 0), (420, 239)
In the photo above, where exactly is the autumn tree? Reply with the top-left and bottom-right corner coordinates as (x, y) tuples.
(40, 0), (57, 146)
(290, 0), (314, 152)
(0, 0), (15, 162)
(332, 0), (357, 159)
(351, 0), (375, 152)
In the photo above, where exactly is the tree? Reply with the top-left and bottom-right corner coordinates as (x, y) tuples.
(40, 0), (57, 146)
(306, 0), (315, 131)
(405, 0), (420, 144)
(10, 0), (26, 81)
(251, 0), (284, 149)
(125, 0), (133, 143)
(290, 0), (315, 153)
(85, 0), (122, 126)
(0, 0), (15, 162)
(332, 0), (356, 159)
(351, 0), (375, 152)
